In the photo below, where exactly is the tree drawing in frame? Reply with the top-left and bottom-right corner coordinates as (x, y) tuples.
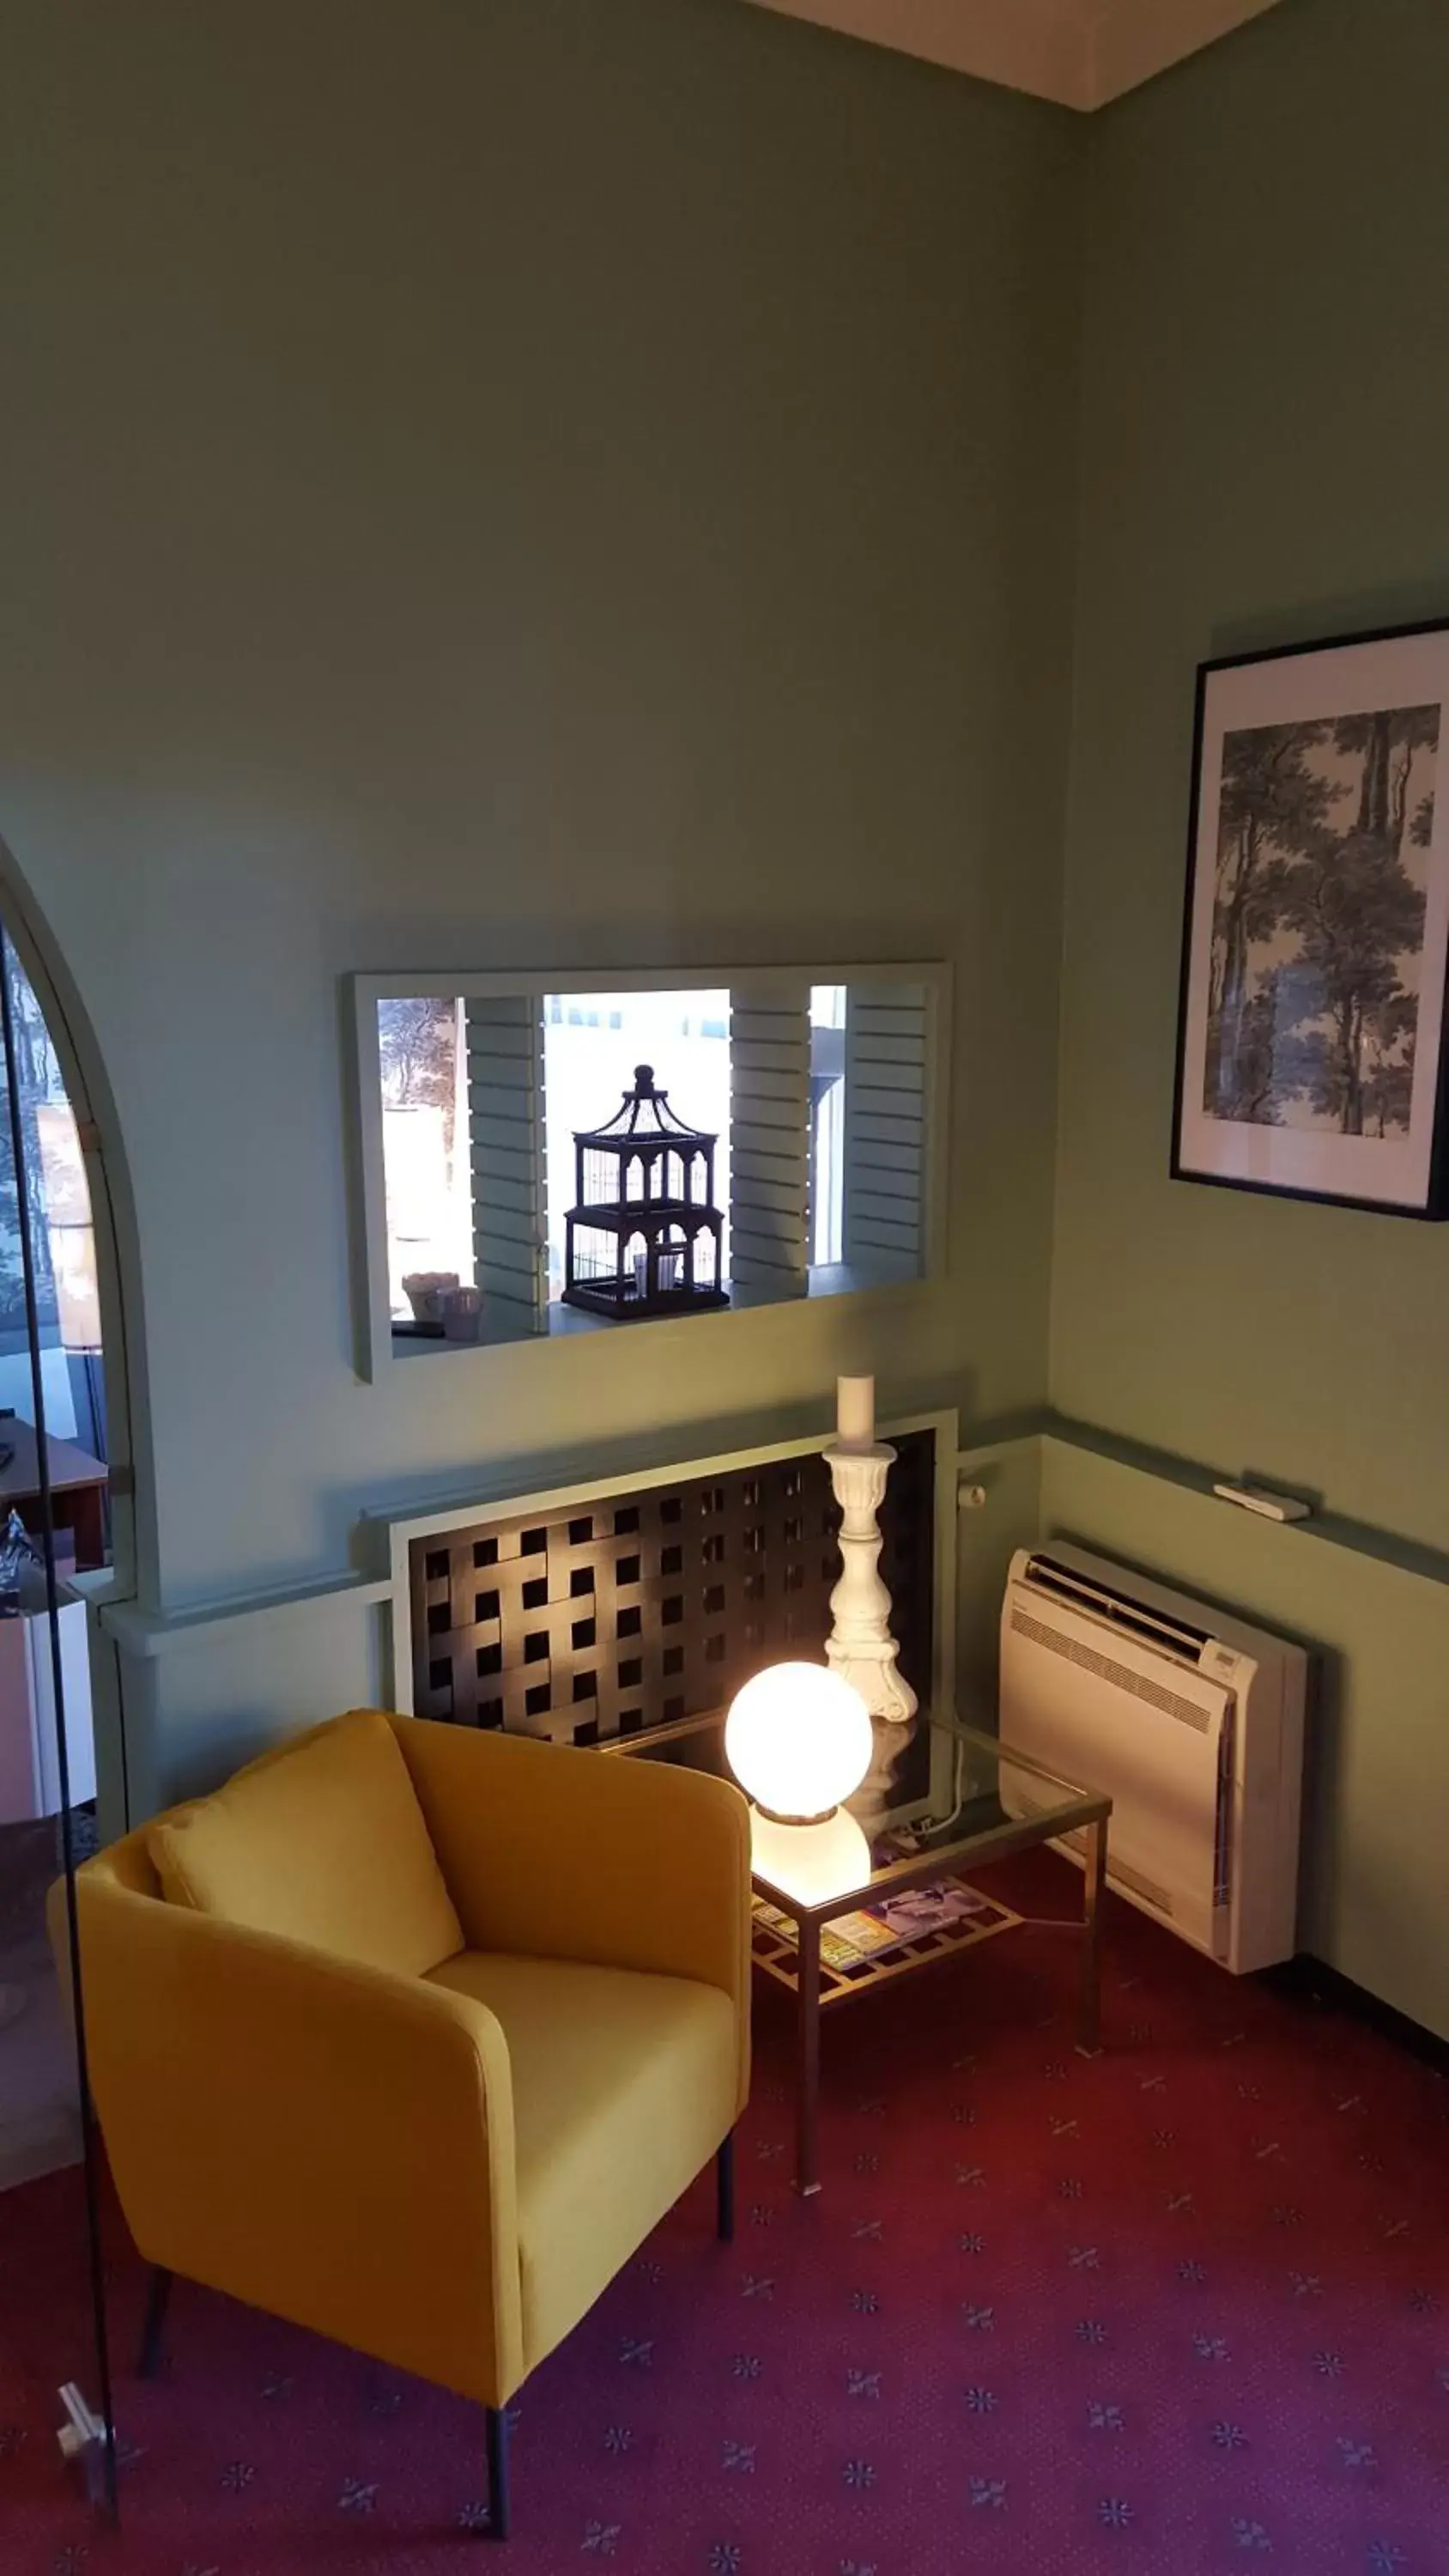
(1204, 702), (1439, 1140)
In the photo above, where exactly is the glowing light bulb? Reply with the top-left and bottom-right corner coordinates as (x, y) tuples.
(724, 1661), (873, 1825)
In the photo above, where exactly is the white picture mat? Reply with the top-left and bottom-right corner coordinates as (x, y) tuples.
(1179, 629), (1449, 1207)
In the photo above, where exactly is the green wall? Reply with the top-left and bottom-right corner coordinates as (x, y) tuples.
(1052, 0), (1449, 2035)
(0, 0), (1080, 1616)
(8, 0), (1449, 2027)
(1055, 0), (1449, 1539)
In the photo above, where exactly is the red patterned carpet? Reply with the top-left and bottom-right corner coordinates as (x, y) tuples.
(3, 1856), (1448, 2576)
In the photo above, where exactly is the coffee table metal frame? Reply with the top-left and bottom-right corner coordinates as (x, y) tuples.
(614, 1709), (1111, 2195)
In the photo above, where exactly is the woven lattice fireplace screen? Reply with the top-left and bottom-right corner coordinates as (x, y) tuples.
(409, 1429), (935, 1744)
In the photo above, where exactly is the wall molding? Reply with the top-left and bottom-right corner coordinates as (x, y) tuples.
(97, 1572), (394, 1660)
(95, 1406), (1449, 1670)
(1041, 1413), (1449, 1596)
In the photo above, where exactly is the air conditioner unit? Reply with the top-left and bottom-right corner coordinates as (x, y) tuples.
(999, 1543), (1307, 1974)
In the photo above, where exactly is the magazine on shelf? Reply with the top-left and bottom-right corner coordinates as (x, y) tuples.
(754, 1878), (991, 1970)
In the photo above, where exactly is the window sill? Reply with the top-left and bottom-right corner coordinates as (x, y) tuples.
(391, 1297), (610, 1354)
(389, 1255), (923, 1358)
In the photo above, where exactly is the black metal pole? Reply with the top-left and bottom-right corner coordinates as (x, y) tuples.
(716, 2133), (735, 2243)
(484, 2403), (511, 2539)
(137, 2266), (172, 2379)
(0, 925), (119, 2518)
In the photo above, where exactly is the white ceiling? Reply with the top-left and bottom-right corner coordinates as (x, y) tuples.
(739, 0), (1286, 109)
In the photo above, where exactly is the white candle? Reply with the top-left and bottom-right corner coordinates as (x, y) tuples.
(835, 1373), (876, 1450)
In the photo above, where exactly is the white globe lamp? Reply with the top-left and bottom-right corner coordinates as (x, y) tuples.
(724, 1660), (874, 1826)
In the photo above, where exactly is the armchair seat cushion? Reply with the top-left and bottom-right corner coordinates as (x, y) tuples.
(425, 1950), (736, 2366)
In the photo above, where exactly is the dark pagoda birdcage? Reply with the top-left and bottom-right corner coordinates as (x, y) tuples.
(563, 1064), (729, 1319)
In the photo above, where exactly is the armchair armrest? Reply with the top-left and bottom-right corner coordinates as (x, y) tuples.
(394, 1716), (751, 2107)
(75, 1867), (524, 2407)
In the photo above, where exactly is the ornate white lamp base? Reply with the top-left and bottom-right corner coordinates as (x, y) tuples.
(823, 1439), (918, 1725)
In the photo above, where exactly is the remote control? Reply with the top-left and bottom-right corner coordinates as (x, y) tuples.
(1210, 1483), (1312, 1524)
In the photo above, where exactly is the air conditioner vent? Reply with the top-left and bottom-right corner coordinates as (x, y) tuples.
(1024, 1552), (1210, 1662)
(1009, 1604), (1213, 1733)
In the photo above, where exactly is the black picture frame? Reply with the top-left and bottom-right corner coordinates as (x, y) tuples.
(1172, 615), (1449, 1219)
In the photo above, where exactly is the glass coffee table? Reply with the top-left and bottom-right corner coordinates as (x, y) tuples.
(615, 1707), (1111, 2194)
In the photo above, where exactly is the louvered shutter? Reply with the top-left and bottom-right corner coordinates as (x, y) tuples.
(466, 994), (549, 1325)
(842, 982), (927, 1274)
(729, 985), (810, 1301)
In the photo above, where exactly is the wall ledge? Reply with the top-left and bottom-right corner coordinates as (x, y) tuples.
(1041, 1415), (1449, 1597)
(98, 1574), (393, 1660)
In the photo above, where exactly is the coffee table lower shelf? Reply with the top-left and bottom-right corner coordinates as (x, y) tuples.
(749, 1877), (1022, 2002)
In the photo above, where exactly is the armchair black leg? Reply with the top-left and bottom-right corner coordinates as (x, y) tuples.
(484, 2404), (511, 2540)
(716, 2133), (735, 2244)
(138, 2266), (173, 2379)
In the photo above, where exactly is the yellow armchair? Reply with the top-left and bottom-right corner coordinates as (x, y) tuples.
(70, 1709), (751, 2538)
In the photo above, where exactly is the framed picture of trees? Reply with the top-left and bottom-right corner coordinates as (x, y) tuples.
(1173, 619), (1449, 1218)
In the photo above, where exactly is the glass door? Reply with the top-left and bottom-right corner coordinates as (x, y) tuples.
(0, 920), (118, 2530)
